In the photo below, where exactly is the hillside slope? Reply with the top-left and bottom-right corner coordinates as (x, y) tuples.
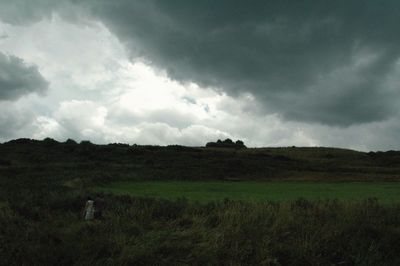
(1, 138), (399, 185)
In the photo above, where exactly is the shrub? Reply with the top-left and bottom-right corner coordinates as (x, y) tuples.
(65, 139), (77, 145)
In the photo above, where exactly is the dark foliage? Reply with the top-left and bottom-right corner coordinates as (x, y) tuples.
(64, 138), (77, 145)
(1, 138), (399, 181)
(206, 139), (247, 149)
(1, 139), (400, 265)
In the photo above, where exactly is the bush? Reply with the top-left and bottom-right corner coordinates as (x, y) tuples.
(65, 139), (77, 145)
(206, 139), (246, 149)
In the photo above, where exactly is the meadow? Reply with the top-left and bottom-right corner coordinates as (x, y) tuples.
(97, 180), (400, 203)
(2, 139), (400, 265)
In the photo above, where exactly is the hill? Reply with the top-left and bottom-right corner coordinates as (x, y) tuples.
(1, 138), (399, 186)
(2, 138), (400, 265)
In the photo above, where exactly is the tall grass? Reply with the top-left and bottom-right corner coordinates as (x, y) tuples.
(1, 189), (400, 265)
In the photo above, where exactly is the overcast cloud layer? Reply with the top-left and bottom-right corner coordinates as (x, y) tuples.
(79, 0), (400, 125)
(0, 1), (400, 151)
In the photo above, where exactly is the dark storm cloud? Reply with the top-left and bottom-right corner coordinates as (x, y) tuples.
(77, 0), (400, 125)
(0, 52), (48, 100)
(2, 0), (400, 125)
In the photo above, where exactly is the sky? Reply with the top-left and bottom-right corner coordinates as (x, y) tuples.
(0, 0), (400, 151)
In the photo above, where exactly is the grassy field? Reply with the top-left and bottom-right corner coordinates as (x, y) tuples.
(96, 180), (400, 203)
(3, 140), (400, 264)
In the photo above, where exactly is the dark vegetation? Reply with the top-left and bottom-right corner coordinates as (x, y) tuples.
(1, 138), (400, 265)
(205, 138), (246, 149)
(1, 138), (400, 183)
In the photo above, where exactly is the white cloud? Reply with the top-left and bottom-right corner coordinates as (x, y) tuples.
(32, 116), (61, 140)
(53, 100), (108, 141)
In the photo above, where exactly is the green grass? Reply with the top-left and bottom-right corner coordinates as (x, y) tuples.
(96, 180), (400, 203)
